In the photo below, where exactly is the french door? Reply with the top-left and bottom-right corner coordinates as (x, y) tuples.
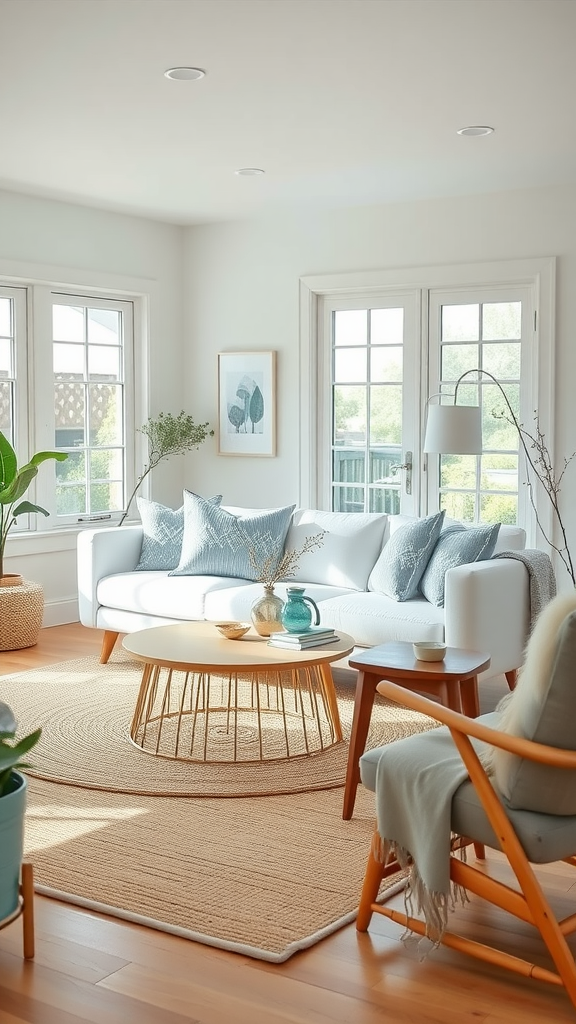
(316, 290), (422, 517)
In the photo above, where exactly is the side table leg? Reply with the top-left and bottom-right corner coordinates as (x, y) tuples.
(343, 671), (378, 820)
(460, 675), (480, 718)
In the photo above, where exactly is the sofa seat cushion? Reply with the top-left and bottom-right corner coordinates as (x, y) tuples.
(97, 572), (254, 621)
(204, 581), (355, 622)
(316, 592), (445, 648)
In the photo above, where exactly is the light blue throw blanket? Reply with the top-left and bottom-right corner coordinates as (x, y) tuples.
(374, 725), (488, 942)
(493, 548), (556, 627)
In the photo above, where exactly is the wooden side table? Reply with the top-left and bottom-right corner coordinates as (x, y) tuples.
(342, 641), (490, 820)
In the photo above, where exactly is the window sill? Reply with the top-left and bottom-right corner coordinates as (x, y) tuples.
(4, 521), (138, 557)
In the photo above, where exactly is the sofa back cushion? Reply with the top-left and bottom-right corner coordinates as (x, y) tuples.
(490, 593), (576, 814)
(419, 522), (501, 607)
(135, 494), (222, 572)
(170, 491), (295, 581)
(283, 509), (388, 591)
(367, 511), (445, 601)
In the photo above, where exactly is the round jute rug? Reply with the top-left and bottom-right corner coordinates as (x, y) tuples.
(2, 652), (438, 797)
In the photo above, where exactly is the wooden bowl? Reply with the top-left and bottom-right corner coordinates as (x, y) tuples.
(214, 622), (251, 640)
(412, 641), (447, 662)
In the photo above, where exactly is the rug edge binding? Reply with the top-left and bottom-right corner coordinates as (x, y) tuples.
(34, 877), (407, 964)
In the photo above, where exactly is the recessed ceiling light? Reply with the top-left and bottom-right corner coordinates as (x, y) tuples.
(457, 125), (494, 137)
(234, 168), (265, 176)
(164, 67), (206, 81)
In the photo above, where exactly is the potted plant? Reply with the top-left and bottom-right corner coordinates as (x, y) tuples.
(0, 430), (67, 651)
(0, 701), (41, 925)
(0, 429), (68, 583)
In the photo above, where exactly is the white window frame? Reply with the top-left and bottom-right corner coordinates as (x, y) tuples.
(300, 257), (555, 548)
(33, 288), (136, 527)
(317, 289), (422, 516)
(0, 258), (150, 552)
(0, 282), (29, 444)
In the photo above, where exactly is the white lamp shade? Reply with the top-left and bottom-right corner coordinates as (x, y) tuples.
(423, 404), (482, 455)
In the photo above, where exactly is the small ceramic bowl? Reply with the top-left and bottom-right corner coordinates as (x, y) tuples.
(214, 621), (251, 640)
(412, 641), (447, 662)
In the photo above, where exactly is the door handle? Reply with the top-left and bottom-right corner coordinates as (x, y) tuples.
(392, 451), (412, 494)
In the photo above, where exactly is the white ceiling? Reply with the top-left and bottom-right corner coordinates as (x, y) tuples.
(1, 0), (575, 226)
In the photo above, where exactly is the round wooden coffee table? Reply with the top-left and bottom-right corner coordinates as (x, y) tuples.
(122, 623), (354, 765)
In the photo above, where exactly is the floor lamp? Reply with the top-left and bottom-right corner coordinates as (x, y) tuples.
(423, 368), (575, 587)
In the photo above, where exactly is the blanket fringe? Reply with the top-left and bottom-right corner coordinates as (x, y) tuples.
(371, 832), (469, 953)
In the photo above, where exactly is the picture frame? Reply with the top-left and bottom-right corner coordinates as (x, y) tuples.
(217, 351), (276, 457)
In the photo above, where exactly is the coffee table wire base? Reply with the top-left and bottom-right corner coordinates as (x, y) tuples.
(130, 663), (341, 763)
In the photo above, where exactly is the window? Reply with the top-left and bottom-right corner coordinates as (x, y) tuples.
(319, 293), (420, 517)
(2, 280), (137, 534)
(0, 285), (28, 451)
(50, 294), (134, 525)
(427, 287), (533, 527)
(300, 258), (555, 548)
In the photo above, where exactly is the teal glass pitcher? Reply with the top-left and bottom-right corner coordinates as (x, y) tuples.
(281, 586), (321, 633)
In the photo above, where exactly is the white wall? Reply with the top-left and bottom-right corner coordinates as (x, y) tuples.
(0, 189), (185, 624)
(184, 183), (576, 590)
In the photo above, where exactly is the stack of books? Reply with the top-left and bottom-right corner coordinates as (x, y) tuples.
(267, 626), (339, 650)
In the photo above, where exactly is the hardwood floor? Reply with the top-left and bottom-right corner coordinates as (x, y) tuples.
(1, 623), (575, 1022)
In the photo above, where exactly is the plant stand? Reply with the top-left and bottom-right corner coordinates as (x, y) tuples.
(0, 577), (44, 651)
(0, 861), (35, 958)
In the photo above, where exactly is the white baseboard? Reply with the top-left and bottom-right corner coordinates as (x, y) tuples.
(42, 599), (79, 628)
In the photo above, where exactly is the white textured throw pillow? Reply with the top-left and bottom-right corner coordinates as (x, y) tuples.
(284, 509), (388, 591)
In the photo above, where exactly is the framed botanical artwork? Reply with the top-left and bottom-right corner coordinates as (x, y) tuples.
(217, 351), (276, 456)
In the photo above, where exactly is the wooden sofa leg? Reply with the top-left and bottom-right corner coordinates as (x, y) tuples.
(100, 630), (119, 664)
(505, 669), (518, 691)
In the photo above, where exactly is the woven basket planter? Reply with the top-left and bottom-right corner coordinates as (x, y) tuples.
(0, 576), (44, 651)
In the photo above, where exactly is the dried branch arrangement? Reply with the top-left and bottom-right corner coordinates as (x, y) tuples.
(498, 408), (576, 586)
(248, 530), (326, 589)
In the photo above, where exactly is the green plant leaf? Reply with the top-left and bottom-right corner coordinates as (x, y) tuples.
(0, 432), (17, 490)
(12, 501), (50, 518)
(0, 464), (38, 504)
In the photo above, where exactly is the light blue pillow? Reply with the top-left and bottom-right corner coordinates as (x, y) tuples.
(420, 522), (501, 607)
(135, 495), (222, 572)
(170, 491), (295, 580)
(367, 511), (445, 601)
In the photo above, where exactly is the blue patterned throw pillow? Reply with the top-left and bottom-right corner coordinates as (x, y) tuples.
(419, 522), (501, 607)
(170, 491), (295, 580)
(135, 495), (222, 572)
(367, 511), (445, 601)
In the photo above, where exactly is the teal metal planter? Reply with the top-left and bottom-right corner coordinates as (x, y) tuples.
(0, 770), (27, 922)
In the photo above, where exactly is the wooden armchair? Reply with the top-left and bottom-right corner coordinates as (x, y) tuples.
(356, 669), (576, 1008)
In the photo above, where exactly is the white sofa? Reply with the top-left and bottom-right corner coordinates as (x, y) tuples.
(77, 506), (530, 685)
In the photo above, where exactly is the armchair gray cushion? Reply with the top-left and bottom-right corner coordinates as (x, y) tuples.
(360, 711), (576, 865)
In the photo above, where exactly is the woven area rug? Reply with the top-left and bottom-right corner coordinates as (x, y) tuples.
(0, 652), (438, 797)
(1, 653), (437, 961)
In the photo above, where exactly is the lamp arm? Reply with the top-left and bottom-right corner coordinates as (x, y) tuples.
(454, 369), (575, 586)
